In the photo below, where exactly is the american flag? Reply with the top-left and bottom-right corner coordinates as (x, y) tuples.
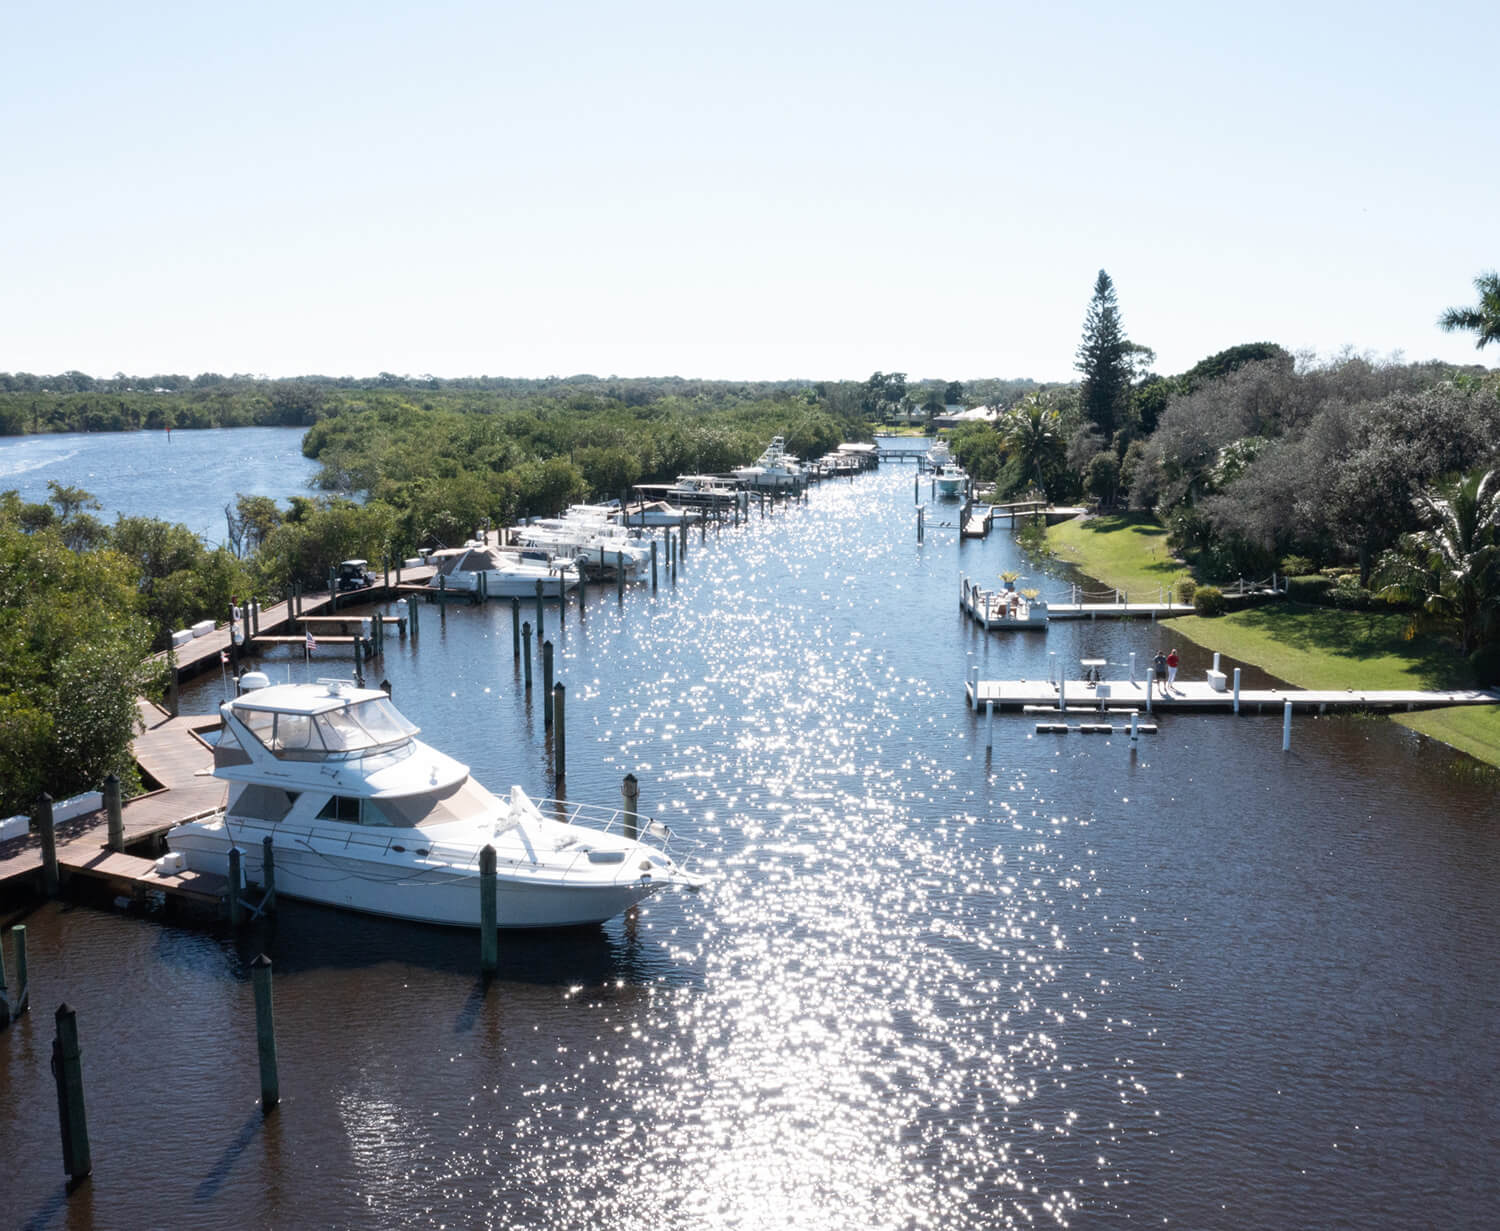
(305, 629), (316, 650)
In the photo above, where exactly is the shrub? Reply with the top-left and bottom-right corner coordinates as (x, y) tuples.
(1176, 578), (1198, 604)
(1279, 554), (1316, 576)
(1286, 574), (1334, 605)
(1193, 584), (1227, 615)
(1330, 575), (1372, 610)
(1469, 643), (1500, 687)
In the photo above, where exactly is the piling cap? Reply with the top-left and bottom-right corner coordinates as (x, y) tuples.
(252, 953), (272, 970)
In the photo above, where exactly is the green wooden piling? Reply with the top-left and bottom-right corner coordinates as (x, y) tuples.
(511, 597), (521, 657)
(522, 621), (532, 690)
(251, 955), (280, 1111)
(52, 1003), (91, 1181)
(104, 774), (124, 853)
(479, 845), (498, 974)
(617, 551), (625, 598)
(622, 773), (639, 841)
(261, 836), (277, 914)
(534, 579), (545, 643)
(651, 539), (658, 590)
(553, 683), (566, 780)
(228, 847), (244, 927)
(542, 641), (554, 728)
(34, 794), (58, 897)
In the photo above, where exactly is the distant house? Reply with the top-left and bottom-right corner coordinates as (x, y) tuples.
(932, 404), (1001, 429)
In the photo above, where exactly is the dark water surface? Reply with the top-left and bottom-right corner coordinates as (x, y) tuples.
(2, 441), (1498, 1229)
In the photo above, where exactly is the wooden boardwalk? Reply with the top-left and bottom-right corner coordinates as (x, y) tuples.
(0, 700), (224, 896)
(158, 566), (435, 682)
(966, 674), (1500, 715)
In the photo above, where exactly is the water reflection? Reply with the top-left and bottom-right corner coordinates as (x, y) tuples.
(6, 455), (1499, 1228)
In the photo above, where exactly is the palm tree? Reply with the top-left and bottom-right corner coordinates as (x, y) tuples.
(1000, 396), (1065, 500)
(1375, 468), (1500, 654)
(1438, 271), (1500, 351)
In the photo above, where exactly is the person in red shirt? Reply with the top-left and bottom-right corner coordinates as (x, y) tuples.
(1166, 648), (1180, 692)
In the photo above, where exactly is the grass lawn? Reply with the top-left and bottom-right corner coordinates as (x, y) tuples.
(1046, 513), (1191, 600)
(1047, 514), (1500, 768)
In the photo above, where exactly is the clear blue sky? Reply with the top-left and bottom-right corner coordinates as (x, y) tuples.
(4, 1), (1495, 384)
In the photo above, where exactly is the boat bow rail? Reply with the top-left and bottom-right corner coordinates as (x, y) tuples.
(218, 797), (703, 888)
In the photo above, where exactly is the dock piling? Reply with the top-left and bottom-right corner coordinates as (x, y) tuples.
(1283, 700), (1292, 751)
(651, 539), (658, 590)
(542, 641), (554, 727)
(479, 846), (498, 974)
(985, 699), (995, 750)
(511, 598), (520, 658)
(261, 836), (277, 914)
(52, 1003), (92, 1182)
(553, 683), (566, 780)
(35, 794), (59, 897)
(1130, 712), (1139, 746)
(1145, 670), (1154, 713)
(622, 773), (639, 840)
(227, 847), (244, 927)
(1, 925), (30, 1027)
(535, 580), (545, 643)
(104, 774), (124, 852)
(522, 622), (533, 690)
(251, 955), (280, 1111)
(1233, 668), (1241, 714)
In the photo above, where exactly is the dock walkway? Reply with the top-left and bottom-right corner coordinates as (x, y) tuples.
(0, 700), (224, 897)
(966, 673), (1500, 715)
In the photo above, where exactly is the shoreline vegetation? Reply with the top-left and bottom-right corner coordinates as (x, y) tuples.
(1043, 513), (1500, 769)
(5, 268), (1499, 805)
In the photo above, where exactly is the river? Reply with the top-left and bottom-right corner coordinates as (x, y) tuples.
(0, 426), (321, 545)
(1, 433), (1497, 1229)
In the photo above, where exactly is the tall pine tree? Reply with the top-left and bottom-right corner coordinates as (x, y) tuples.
(1075, 270), (1131, 440)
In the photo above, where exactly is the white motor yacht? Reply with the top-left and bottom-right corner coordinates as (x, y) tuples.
(733, 436), (803, 489)
(168, 678), (702, 929)
(514, 515), (652, 580)
(427, 543), (578, 599)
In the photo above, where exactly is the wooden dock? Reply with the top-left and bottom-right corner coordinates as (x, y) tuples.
(966, 673), (1500, 715)
(0, 700), (226, 903)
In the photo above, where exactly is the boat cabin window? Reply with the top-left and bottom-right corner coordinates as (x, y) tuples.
(316, 793), (402, 826)
(235, 785), (298, 823)
(365, 777), (501, 828)
(233, 697), (418, 761)
(213, 725), (253, 770)
(317, 795), (362, 823)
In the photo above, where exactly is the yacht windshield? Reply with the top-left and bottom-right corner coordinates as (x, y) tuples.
(237, 696), (419, 761)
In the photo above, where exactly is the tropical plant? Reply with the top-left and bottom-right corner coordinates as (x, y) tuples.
(1439, 271), (1500, 351)
(1000, 397), (1066, 499)
(1374, 468), (1500, 653)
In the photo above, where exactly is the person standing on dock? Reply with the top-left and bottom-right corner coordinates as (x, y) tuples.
(1166, 648), (1180, 693)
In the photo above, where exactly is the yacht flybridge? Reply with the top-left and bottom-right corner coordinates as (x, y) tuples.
(169, 678), (702, 928)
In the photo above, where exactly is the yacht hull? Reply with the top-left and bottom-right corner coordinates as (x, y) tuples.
(170, 818), (663, 929)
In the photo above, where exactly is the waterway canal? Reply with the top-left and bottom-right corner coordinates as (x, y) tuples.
(2, 438), (1498, 1228)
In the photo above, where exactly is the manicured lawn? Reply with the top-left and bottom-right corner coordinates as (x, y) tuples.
(1047, 513), (1500, 768)
(1046, 513), (1191, 601)
(1170, 604), (1471, 691)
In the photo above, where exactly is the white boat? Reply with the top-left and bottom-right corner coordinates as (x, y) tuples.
(925, 439), (952, 469)
(513, 515), (652, 580)
(665, 475), (742, 508)
(427, 543), (578, 599)
(933, 461), (968, 498)
(733, 436), (803, 489)
(168, 678), (702, 928)
(618, 500), (701, 527)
